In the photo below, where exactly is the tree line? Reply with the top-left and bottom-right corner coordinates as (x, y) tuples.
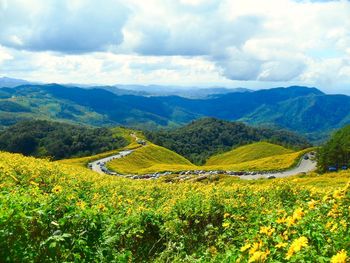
(0, 120), (127, 160)
(145, 118), (311, 165)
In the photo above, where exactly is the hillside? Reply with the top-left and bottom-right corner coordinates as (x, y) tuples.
(58, 127), (143, 167)
(145, 118), (310, 165)
(106, 140), (309, 174)
(0, 120), (127, 160)
(206, 142), (293, 165)
(107, 143), (195, 174)
(241, 94), (350, 142)
(0, 84), (349, 141)
(1, 151), (349, 262)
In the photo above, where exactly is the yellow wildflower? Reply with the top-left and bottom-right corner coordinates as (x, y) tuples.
(276, 217), (286, 224)
(248, 250), (270, 263)
(340, 220), (347, 228)
(222, 222), (230, 228)
(76, 200), (86, 209)
(275, 242), (288, 249)
(308, 199), (317, 210)
(328, 204), (340, 218)
(259, 226), (275, 236)
(331, 250), (348, 263)
(292, 208), (304, 221)
(97, 203), (107, 211)
(249, 241), (263, 255)
(333, 190), (344, 200)
(330, 223), (338, 233)
(286, 216), (296, 227)
(30, 181), (39, 187)
(52, 185), (62, 194)
(224, 212), (230, 218)
(285, 236), (308, 260)
(240, 243), (251, 252)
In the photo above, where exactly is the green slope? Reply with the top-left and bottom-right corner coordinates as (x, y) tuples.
(106, 141), (309, 174)
(146, 118), (310, 164)
(206, 142), (293, 165)
(107, 143), (195, 174)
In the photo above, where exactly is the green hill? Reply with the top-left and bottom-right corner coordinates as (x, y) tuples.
(0, 120), (128, 160)
(146, 118), (310, 165)
(206, 142), (293, 165)
(0, 84), (349, 142)
(106, 141), (309, 174)
(107, 143), (194, 174)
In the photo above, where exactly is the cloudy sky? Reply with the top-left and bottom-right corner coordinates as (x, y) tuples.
(0, 0), (349, 93)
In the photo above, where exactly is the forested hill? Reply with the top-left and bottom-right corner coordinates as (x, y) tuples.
(145, 118), (311, 165)
(0, 83), (349, 141)
(0, 120), (127, 160)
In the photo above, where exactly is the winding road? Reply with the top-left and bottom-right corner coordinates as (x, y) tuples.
(90, 150), (133, 174)
(239, 155), (317, 180)
(89, 144), (317, 180)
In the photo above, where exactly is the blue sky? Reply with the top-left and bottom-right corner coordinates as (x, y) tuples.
(0, 0), (349, 93)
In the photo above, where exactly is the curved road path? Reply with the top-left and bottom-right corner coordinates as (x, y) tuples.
(90, 150), (133, 174)
(89, 144), (317, 180)
(239, 156), (316, 180)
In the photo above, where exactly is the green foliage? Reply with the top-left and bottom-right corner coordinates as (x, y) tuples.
(0, 85), (347, 142)
(0, 120), (127, 160)
(0, 152), (349, 262)
(145, 118), (311, 165)
(318, 125), (350, 172)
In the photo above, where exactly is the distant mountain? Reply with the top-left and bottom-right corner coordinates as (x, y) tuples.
(241, 94), (350, 142)
(0, 83), (348, 141)
(0, 77), (33, 88)
(145, 118), (311, 164)
(101, 84), (252, 98)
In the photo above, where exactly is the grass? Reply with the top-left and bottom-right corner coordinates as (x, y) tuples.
(1, 151), (350, 262)
(206, 142), (293, 165)
(107, 142), (311, 174)
(107, 143), (194, 174)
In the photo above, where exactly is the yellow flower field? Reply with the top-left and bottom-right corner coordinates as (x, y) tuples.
(0, 151), (349, 262)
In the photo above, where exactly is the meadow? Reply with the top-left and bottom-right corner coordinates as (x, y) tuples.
(0, 151), (349, 262)
(107, 142), (311, 174)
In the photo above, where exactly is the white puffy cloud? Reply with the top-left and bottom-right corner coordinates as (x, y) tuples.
(0, 0), (129, 53)
(0, 0), (349, 92)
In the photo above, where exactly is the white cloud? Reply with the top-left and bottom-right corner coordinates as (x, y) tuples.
(0, 0), (349, 92)
(0, 46), (13, 63)
(0, 0), (129, 53)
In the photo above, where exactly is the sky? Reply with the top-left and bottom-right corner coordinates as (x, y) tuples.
(0, 0), (350, 93)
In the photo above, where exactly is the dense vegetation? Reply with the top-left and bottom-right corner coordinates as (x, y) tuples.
(0, 120), (127, 160)
(145, 118), (311, 165)
(317, 125), (350, 172)
(0, 151), (349, 262)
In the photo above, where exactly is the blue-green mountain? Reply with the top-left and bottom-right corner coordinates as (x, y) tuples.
(0, 83), (348, 141)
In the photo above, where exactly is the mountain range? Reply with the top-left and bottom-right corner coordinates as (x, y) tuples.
(0, 79), (349, 142)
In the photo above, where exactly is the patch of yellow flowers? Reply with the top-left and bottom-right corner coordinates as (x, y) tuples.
(1, 151), (350, 262)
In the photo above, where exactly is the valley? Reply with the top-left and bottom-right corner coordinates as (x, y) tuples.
(1, 98), (349, 263)
(0, 84), (350, 142)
